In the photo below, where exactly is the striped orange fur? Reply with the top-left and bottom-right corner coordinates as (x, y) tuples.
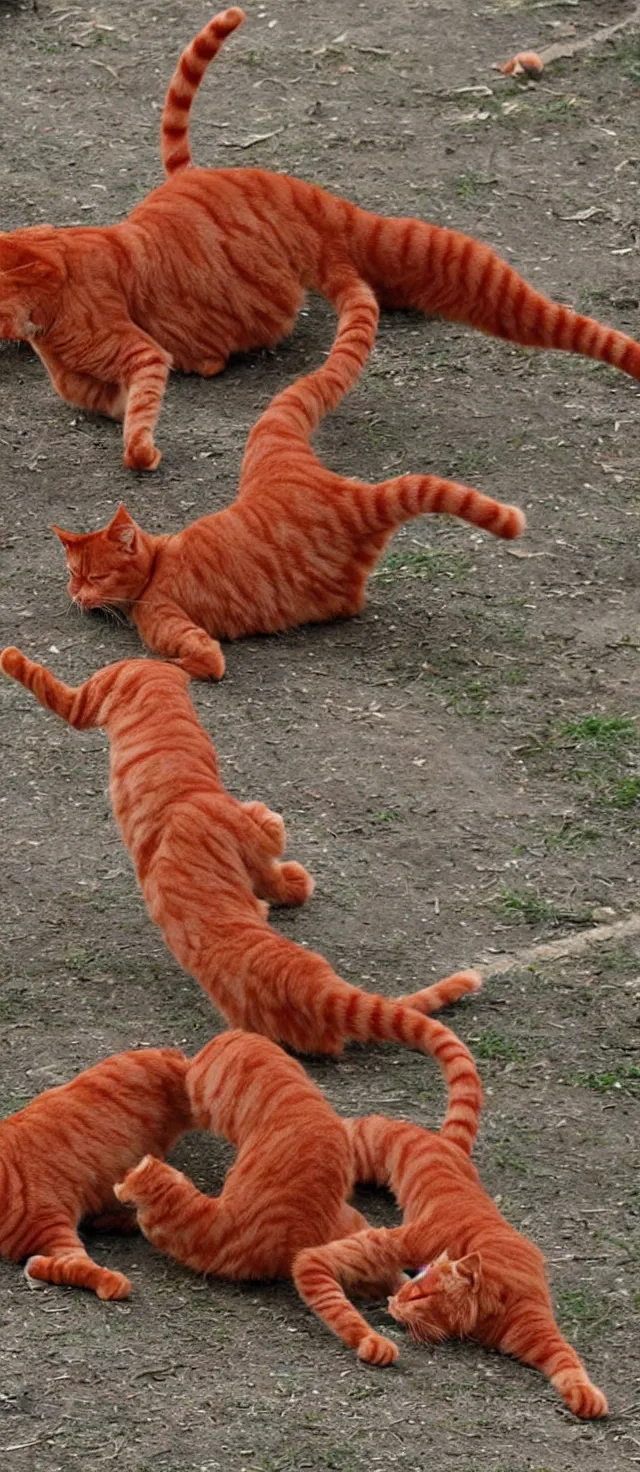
(1, 647), (481, 1142)
(293, 1116), (607, 1418)
(0, 1048), (190, 1299)
(115, 1030), (368, 1280)
(53, 273), (525, 679)
(1, 9), (639, 468)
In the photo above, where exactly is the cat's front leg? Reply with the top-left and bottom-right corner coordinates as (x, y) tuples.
(132, 601), (226, 680)
(34, 344), (126, 419)
(239, 805), (314, 905)
(116, 1156), (223, 1274)
(25, 1223), (131, 1300)
(119, 333), (172, 471)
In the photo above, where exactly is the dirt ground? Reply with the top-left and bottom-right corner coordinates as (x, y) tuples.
(1, 1), (639, 1469)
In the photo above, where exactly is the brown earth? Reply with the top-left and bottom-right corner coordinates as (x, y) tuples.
(0, 2), (639, 1470)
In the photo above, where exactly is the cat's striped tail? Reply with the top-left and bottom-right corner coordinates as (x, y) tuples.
(336, 987), (482, 1156)
(0, 647), (101, 728)
(161, 8), (246, 177)
(342, 204), (640, 379)
(365, 470), (525, 540)
(244, 268), (379, 456)
(345, 1114), (418, 1187)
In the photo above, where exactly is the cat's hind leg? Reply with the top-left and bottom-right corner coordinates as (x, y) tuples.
(25, 1221), (131, 1299)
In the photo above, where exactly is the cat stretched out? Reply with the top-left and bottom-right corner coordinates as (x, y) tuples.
(115, 1030), (370, 1282)
(53, 268), (525, 681)
(2, 10), (640, 469)
(292, 1115), (607, 1419)
(1, 648), (482, 1149)
(0, 1047), (190, 1299)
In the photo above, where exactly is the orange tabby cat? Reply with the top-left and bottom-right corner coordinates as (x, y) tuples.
(293, 1115), (607, 1419)
(115, 1030), (368, 1280)
(53, 269), (525, 680)
(1, 647), (482, 1140)
(2, 9), (639, 468)
(0, 1047), (190, 1299)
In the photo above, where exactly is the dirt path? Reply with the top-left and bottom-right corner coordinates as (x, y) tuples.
(0, 2), (639, 1469)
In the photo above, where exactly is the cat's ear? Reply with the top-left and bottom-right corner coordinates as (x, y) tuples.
(107, 503), (138, 552)
(454, 1253), (482, 1291)
(51, 524), (86, 549)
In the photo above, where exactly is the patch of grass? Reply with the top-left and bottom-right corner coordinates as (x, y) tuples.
(499, 888), (558, 925)
(557, 1288), (607, 1338)
(455, 171), (495, 200)
(609, 776), (640, 809)
(494, 1141), (527, 1176)
(613, 36), (640, 81)
(472, 1028), (524, 1062)
(577, 286), (611, 312)
(571, 1064), (640, 1095)
(369, 809), (401, 824)
(561, 715), (637, 747)
(594, 945), (639, 974)
(544, 822), (599, 853)
(374, 546), (470, 582)
(452, 448), (491, 479)
(534, 96), (581, 123)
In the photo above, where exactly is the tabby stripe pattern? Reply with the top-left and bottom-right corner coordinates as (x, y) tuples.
(162, 8), (247, 177)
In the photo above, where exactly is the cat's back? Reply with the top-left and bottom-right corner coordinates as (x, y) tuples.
(105, 664), (223, 840)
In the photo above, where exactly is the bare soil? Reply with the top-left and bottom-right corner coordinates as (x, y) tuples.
(1, 2), (639, 1470)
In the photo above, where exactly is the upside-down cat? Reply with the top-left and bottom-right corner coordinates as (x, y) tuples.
(292, 1115), (607, 1419)
(1, 647), (482, 1139)
(2, 9), (640, 469)
(115, 1030), (370, 1282)
(53, 268), (525, 680)
(0, 1047), (190, 1299)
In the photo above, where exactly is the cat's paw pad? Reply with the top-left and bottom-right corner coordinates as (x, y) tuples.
(554, 1371), (608, 1419)
(357, 1332), (399, 1366)
(124, 437), (162, 472)
(277, 861), (315, 906)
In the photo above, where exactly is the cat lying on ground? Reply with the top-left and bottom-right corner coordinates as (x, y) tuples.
(1, 8), (638, 468)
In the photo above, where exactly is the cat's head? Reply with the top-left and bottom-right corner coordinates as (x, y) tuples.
(387, 1252), (484, 1343)
(53, 503), (154, 611)
(0, 227), (64, 338)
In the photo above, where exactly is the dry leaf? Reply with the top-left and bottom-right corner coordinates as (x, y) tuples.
(497, 51), (544, 78)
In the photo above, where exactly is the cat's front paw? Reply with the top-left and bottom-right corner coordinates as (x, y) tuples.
(357, 1332), (399, 1366)
(115, 1154), (162, 1206)
(24, 1255), (132, 1300)
(276, 861), (315, 906)
(553, 1370), (608, 1419)
(177, 643), (226, 681)
(124, 436), (162, 472)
